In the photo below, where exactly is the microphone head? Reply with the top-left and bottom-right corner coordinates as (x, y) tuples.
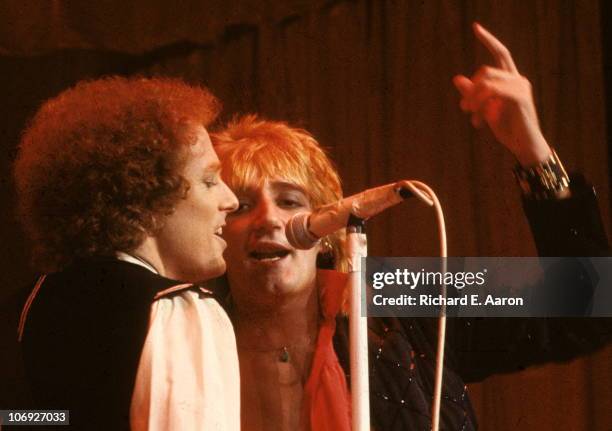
(286, 212), (320, 250)
(398, 187), (413, 199)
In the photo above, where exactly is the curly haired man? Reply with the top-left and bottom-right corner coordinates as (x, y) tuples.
(15, 77), (239, 430)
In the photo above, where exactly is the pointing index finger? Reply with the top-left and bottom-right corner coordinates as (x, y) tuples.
(473, 22), (519, 74)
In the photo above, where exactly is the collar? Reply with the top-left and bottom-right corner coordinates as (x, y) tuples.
(116, 251), (160, 274)
(317, 269), (348, 318)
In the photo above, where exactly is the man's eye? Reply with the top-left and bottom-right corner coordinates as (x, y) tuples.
(279, 199), (303, 208)
(203, 178), (218, 188)
(234, 201), (251, 213)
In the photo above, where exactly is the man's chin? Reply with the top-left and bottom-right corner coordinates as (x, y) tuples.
(181, 259), (226, 283)
(203, 259), (227, 280)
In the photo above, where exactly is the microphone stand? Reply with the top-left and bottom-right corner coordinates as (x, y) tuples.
(344, 181), (446, 431)
(288, 180), (445, 431)
(346, 214), (370, 431)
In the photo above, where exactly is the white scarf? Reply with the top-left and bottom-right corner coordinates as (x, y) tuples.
(116, 253), (240, 431)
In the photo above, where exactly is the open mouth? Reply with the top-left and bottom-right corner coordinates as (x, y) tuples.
(249, 250), (291, 261)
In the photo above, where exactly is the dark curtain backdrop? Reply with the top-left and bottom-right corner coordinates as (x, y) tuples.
(1, 1), (610, 429)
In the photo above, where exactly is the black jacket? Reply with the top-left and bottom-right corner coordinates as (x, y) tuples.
(20, 259), (196, 430)
(333, 176), (611, 430)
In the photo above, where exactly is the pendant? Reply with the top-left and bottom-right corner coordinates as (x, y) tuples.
(279, 346), (290, 362)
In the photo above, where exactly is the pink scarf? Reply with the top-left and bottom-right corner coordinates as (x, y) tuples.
(302, 270), (351, 431)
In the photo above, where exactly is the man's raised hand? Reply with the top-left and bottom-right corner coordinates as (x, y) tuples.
(453, 22), (552, 166)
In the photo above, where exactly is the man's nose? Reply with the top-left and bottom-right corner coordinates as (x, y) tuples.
(252, 199), (284, 232)
(220, 181), (239, 213)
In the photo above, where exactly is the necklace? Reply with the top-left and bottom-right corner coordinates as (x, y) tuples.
(279, 346), (290, 362)
(237, 336), (316, 363)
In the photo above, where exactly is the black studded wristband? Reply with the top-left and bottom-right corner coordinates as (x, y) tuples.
(513, 149), (570, 200)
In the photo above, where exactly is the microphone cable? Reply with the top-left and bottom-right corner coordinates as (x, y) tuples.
(403, 181), (447, 431)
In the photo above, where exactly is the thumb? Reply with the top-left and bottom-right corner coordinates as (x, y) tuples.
(452, 75), (473, 96)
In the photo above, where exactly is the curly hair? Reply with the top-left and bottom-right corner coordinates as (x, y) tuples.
(212, 115), (348, 272)
(14, 76), (221, 272)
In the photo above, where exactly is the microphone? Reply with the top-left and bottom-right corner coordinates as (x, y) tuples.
(286, 180), (434, 249)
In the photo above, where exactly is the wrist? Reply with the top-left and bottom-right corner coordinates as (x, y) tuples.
(515, 135), (552, 167)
